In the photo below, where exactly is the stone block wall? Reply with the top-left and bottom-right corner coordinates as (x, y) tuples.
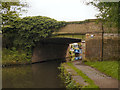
(85, 33), (102, 60)
(32, 42), (69, 63)
(103, 35), (119, 60)
(54, 21), (117, 35)
(55, 22), (102, 34)
(85, 33), (119, 61)
(81, 41), (86, 60)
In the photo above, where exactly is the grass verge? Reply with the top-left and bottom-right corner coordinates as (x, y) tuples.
(84, 61), (119, 80)
(58, 63), (81, 89)
(67, 62), (99, 88)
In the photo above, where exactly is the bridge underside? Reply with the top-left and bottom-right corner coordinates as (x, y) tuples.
(39, 37), (81, 44)
(32, 38), (81, 63)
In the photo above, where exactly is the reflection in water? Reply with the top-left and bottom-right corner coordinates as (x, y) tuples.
(70, 56), (82, 62)
(2, 60), (65, 88)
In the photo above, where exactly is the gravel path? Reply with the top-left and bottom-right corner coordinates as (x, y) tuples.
(73, 61), (119, 88)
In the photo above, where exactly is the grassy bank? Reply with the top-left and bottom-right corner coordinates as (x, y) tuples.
(59, 62), (99, 89)
(2, 65), (33, 88)
(84, 61), (119, 80)
(2, 48), (31, 65)
(58, 63), (80, 89)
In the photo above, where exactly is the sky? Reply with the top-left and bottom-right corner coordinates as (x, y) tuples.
(21, 0), (99, 21)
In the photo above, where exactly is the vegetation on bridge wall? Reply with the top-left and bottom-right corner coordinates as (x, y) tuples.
(3, 16), (66, 49)
(52, 34), (85, 40)
(2, 16), (66, 64)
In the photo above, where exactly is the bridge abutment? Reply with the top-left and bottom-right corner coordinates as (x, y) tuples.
(32, 42), (69, 63)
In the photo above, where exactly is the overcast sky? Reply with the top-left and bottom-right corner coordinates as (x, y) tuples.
(21, 0), (99, 21)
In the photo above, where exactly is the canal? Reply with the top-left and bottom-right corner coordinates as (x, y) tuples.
(2, 60), (65, 88)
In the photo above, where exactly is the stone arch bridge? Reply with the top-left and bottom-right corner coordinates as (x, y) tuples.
(32, 19), (103, 63)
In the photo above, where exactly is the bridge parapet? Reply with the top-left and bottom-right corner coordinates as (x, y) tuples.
(52, 21), (102, 40)
(52, 20), (117, 40)
(53, 21), (102, 34)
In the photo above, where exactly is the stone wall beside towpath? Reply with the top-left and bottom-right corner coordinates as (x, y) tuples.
(85, 33), (119, 61)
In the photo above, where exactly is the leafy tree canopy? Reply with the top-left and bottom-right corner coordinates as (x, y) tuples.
(87, 0), (119, 27)
(10, 16), (66, 50)
(1, 0), (28, 26)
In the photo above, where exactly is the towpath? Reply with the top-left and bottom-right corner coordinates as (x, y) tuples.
(73, 61), (119, 88)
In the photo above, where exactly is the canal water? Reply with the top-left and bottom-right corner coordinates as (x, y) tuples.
(2, 60), (65, 88)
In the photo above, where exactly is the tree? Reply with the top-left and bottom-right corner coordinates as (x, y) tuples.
(11, 16), (66, 50)
(1, 0), (28, 26)
(86, 1), (119, 61)
(87, 1), (119, 28)
(2, 0), (29, 48)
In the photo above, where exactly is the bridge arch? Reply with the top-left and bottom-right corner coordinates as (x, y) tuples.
(32, 38), (81, 63)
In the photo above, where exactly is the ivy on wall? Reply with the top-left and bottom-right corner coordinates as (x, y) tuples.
(3, 16), (66, 51)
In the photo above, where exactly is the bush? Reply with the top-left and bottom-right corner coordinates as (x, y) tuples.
(2, 48), (31, 65)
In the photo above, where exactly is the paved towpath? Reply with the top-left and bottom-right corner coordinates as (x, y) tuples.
(73, 61), (120, 88)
